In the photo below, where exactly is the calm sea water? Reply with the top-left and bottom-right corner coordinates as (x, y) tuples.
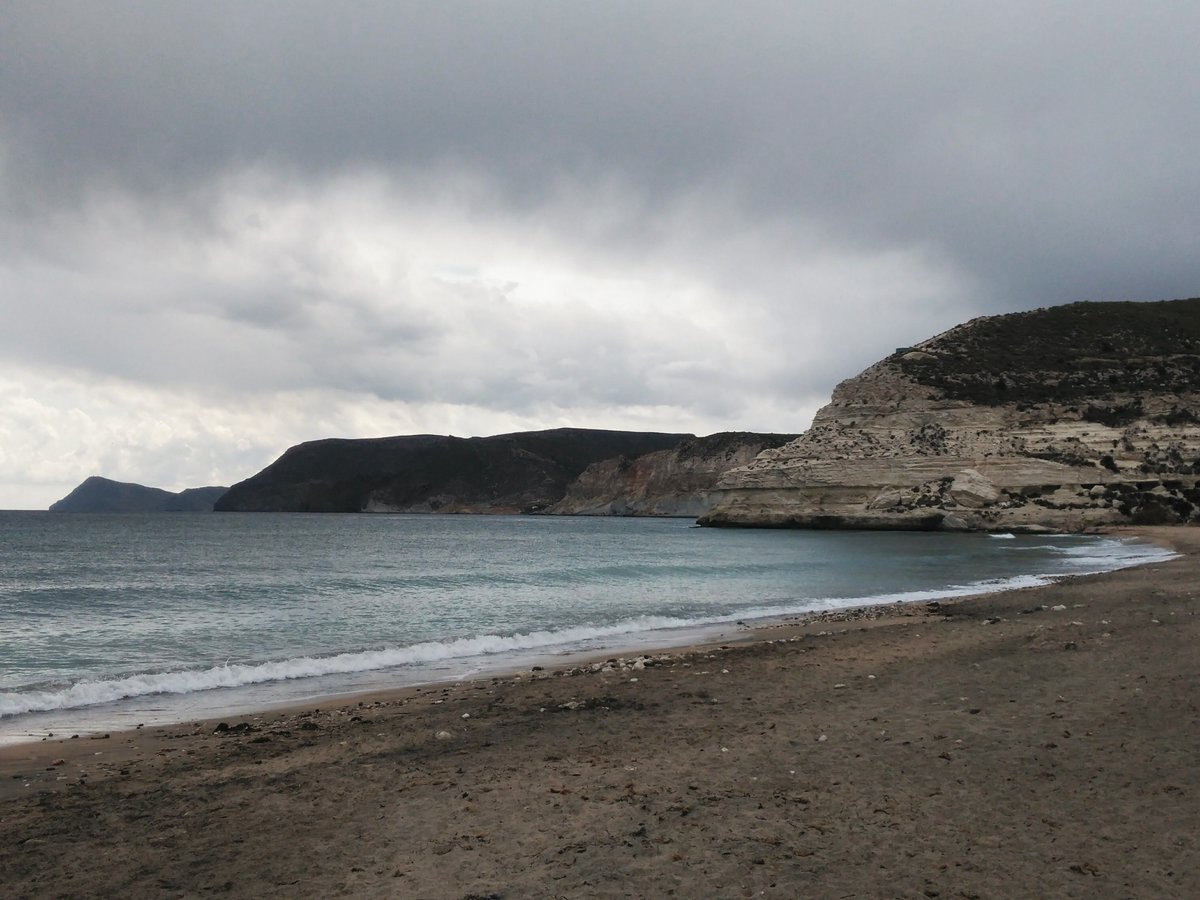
(0, 511), (1174, 742)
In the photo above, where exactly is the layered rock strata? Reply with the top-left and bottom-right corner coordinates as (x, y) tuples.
(700, 298), (1200, 532)
(547, 432), (797, 517)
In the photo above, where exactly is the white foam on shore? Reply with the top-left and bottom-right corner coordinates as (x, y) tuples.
(0, 536), (1174, 723)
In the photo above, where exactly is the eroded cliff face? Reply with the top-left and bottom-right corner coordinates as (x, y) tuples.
(547, 432), (797, 517)
(700, 299), (1200, 532)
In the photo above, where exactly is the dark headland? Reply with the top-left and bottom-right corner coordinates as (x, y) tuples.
(49, 477), (228, 513)
(213, 428), (796, 516)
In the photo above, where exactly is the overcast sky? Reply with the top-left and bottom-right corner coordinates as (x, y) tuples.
(2, 2), (1198, 508)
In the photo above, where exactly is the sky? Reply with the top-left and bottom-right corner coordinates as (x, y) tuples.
(2, 2), (1198, 508)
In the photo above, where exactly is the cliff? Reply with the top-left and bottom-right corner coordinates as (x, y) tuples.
(50, 477), (229, 512)
(700, 298), (1200, 532)
(214, 428), (692, 513)
(547, 432), (798, 517)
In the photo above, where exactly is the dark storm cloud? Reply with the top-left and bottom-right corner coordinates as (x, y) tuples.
(5, 2), (1197, 304)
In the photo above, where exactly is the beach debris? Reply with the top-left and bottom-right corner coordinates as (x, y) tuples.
(50, 758), (66, 767)
(1051, 604), (1068, 611)
(435, 730), (454, 741)
(461, 713), (471, 719)
(817, 734), (828, 742)
(982, 617), (1003, 625)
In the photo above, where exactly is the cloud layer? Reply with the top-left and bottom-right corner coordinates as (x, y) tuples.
(2, 3), (1197, 506)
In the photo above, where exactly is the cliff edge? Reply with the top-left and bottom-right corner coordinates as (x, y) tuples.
(700, 298), (1200, 532)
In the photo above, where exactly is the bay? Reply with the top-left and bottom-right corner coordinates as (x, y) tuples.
(0, 511), (1172, 742)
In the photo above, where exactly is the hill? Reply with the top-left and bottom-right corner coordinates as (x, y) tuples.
(701, 298), (1200, 531)
(214, 428), (694, 513)
(50, 477), (228, 512)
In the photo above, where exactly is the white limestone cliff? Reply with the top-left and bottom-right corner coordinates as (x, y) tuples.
(700, 299), (1200, 532)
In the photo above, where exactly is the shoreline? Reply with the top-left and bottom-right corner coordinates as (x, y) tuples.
(0, 529), (1171, 750)
(3, 526), (1198, 897)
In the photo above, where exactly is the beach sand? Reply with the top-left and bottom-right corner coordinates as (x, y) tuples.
(2, 526), (1197, 899)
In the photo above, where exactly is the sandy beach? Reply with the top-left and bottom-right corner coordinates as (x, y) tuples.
(2, 526), (1197, 899)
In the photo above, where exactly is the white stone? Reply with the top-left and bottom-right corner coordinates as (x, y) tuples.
(948, 469), (1001, 508)
(867, 488), (905, 510)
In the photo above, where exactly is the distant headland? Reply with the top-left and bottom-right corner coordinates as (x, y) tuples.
(49, 477), (229, 513)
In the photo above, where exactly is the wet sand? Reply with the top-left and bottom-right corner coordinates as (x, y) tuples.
(2, 526), (1198, 899)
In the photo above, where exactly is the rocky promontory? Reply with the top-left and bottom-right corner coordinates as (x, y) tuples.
(700, 298), (1200, 532)
(50, 477), (229, 512)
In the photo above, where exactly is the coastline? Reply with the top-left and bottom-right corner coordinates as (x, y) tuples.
(0, 528), (1170, 746)
(2, 525), (1198, 897)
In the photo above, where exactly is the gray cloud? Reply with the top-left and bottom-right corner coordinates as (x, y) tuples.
(7, 3), (1198, 303)
(1, 2), (1198, 506)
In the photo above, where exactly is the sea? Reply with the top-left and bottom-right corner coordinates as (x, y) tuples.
(0, 511), (1175, 745)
